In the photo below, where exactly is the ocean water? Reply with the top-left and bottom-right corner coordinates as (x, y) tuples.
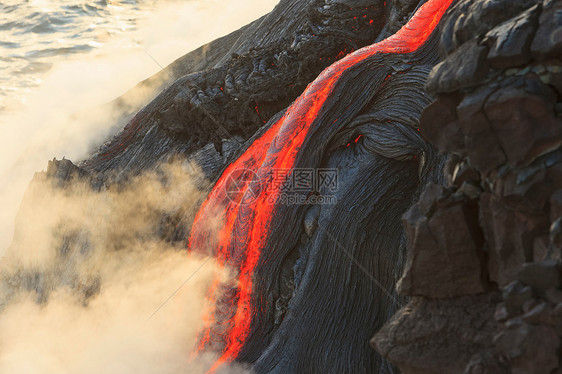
(0, 0), (278, 253)
(0, 0), (164, 114)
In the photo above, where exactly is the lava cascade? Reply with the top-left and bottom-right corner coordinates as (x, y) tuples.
(188, 0), (454, 370)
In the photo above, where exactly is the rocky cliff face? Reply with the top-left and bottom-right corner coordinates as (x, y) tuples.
(373, 1), (562, 373)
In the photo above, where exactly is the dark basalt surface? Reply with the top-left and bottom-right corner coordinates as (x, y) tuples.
(372, 0), (562, 373)
(81, 0), (394, 177)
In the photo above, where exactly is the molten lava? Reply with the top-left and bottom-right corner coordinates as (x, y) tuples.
(189, 0), (454, 371)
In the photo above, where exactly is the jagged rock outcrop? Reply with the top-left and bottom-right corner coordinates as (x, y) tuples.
(373, 0), (562, 372)
(82, 0), (399, 177)
(397, 183), (488, 298)
(375, 293), (504, 374)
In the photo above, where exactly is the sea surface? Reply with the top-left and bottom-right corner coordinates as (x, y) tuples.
(0, 0), (164, 114)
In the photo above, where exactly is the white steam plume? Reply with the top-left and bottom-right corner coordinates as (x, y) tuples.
(0, 0), (279, 254)
(0, 160), (245, 373)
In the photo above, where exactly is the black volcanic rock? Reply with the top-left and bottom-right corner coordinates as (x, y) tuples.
(522, 300), (554, 325)
(456, 86), (507, 173)
(483, 78), (562, 166)
(545, 287), (562, 305)
(426, 40), (489, 93)
(372, 293), (501, 374)
(46, 158), (91, 187)
(374, 1), (562, 373)
(398, 183), (487, 298)
(551, 218), (562, 255)
(479, 192), (550, 286)
(502, 281), (534, 315)
(419, 94), (464, 154)
(438, 0), (538, 57)
(550, 302), (562, 335)
(484, 4), (540, 69)
(531, 0), (562, 60)
(551, 189), (562, 221)
(463, 350), (511, 374)
(81, 0), (390, 178)
(494, 322), (560, 374)
(516, 260), (562, 291)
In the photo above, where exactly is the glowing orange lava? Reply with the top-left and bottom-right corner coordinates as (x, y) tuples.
(189, 0), (454, 371)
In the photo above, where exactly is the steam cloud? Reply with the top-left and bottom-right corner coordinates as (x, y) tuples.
(0, 160), (248, 373)
(0, 0), (279, 253)
(0, 0), (280, 372)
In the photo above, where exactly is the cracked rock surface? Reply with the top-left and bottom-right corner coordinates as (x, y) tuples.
(373, 0), (562, 373)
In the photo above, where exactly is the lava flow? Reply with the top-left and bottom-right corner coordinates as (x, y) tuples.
(189, 0), (454, 371)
